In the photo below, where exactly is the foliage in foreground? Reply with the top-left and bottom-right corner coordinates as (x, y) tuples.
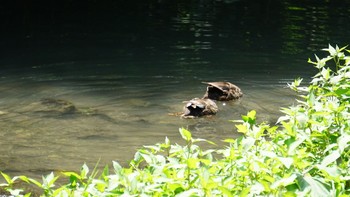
(1, 45), (350, 196)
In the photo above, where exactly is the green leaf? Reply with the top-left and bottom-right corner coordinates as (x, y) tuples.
(283, 191), (297, 197)
(239, 187), (251, 197)
(271, 174), (297, 189)
(338, 133), (350, 153)
(8, 189), (24, 196)
(29, 178), (42, 188)
(288, 136), (306, 155)
(62, 171), (81, 180)
(223, 138), (236, 143)
(308, 57), (317, 65)
(321, 68), (330, 80)
(52, 187), (67, 197)
(320, 151), (340, 167)
(250, 182), (265, 195)
(1, 172), (13, 185)
(69, 174), (78, 187)
(247, 110), (256, 119)
(218, 186), (233, 197)
(95, 180), (107, 192)
(318, 165), (341, 178)
(335, 88), (350, 97)
(168, 183), (184, 194)
(24, 193), (32, 197)
(263, 175), (275, 183)
(278, 157), (294, 169)
(277, 115), (290, 124)
(242, 110), (256, 124)
(241, 137), (256, 152)
(42, 172), (58, 188)
(112, 161), (123, 173)
(187, 158), (199, 169)
(80, 163), (89, 179)
(192, 138), (216, 145)
(139, 152), (153, 164)
(165, 136), (170, 146)
(303, 176), (330, 197)
(18, 175), (30, 183)
(323, 44), (336, 56)
(260, 150), (277, 158)
(100, 165), (109, 181)
(281, 121), (294, 136)
(179, 128), (192, 142)
(235, 124), (248, 134)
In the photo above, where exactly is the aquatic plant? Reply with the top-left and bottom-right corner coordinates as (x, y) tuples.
(1, 44), (350, 196)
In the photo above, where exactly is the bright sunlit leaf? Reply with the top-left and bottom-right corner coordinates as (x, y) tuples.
(235, 124), (248, 134)
(179, 128), (192, 141)
(303, 176), (330, 197)
(320, 151), (340, 167)
(187, 158), (199, 169)
(278, 157), (294, 169)
(80, 163), (89, 179)
(0, 172), (13, 184)
(321, 67), (331, 80)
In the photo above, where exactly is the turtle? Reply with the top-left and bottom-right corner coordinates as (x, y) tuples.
(181, 98), (218, 118)
(202, 81), (243, 101)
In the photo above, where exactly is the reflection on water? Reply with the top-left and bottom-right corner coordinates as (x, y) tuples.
(280, 1), (330, 54)
(1, 0), (350, 179)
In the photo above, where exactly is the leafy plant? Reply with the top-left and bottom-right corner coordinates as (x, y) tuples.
(1, 44), (350, 196)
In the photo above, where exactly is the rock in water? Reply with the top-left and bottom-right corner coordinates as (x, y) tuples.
(40, 98), (78, 114)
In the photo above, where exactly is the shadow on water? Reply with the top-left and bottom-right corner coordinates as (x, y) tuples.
(1, 0), (350, 179)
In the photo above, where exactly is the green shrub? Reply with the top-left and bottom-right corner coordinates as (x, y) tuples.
(1, 44), (350, 196)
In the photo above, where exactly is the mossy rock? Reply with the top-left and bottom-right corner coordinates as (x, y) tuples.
(16, 98), (98, 119)
(39, 98), (78, 114)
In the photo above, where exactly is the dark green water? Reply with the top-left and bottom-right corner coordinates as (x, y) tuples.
(0, 0), (350, 179)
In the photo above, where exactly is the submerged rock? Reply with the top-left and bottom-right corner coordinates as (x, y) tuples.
(17, 98), (103, 119)
(182, 98), (218, 118)
(39, 98), (78, 114)
(202, 81), (243, 101)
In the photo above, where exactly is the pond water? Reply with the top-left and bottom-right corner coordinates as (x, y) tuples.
(0, 0), (350, 179)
